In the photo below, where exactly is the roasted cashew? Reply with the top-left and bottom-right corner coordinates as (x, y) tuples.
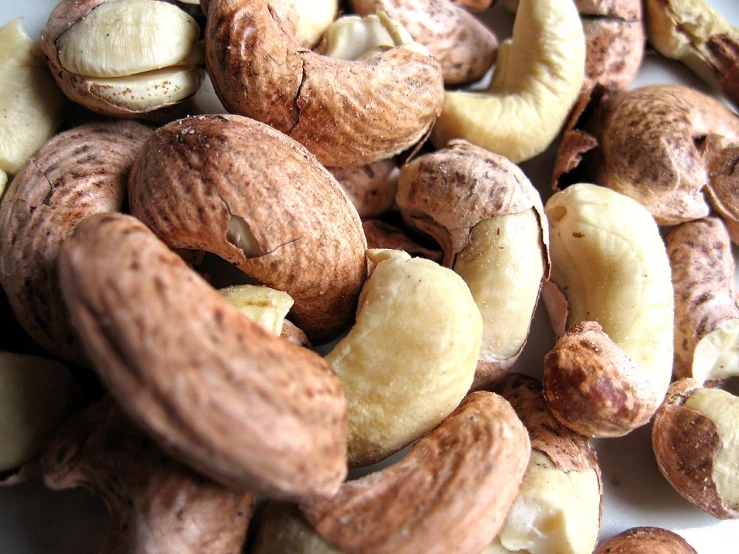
(0, 120), (153, 365)
(58, 212), (348, 500)
(593, 527), (697, 554)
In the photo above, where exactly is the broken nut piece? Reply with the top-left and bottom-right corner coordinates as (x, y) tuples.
(218, 285), (294, 337)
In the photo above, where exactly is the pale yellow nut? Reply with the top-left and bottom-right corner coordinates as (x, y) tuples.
(277, 0), (339, 48)
(218, 285), (294, 336)
(0, 171), (7, 198)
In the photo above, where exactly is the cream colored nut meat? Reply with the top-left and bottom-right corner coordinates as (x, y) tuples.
(271, 0), (339, 48)
(0, 352), (79, 486)
(666, 217), (739, 383)
(329, 159), (399, 219)
(593, 527), (697, 554)
(652, 379), (739, 519)
(206, 2), (443, 167)
(396, 140), (548, 389)
(0, 120), (153, 365)
(646, 0), (739, 107)
(0, 19), (64, 182)
(542, 184), (673, 437)
(349, 0), (498, 85)
(253, 503), (342, 554)
(431, 0), (585, 163)
(58, 213), (348, 500)
(362, 220), (443, 262)
(591, 85), (739, 225)
(326, 249), (482, 465)
(302, 392), (531, 554)
(487, 374), (602, 554)
(128, 115), (367, 344)
(218, 285), (294, 336)
(43, 398), (254, 554)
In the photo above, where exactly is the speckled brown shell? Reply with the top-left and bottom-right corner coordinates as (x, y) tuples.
(704, 137), (739, 244)
(362, 220), (442, 262)
(329, 160), (399, 219)
(43, 397), (254, 553)
(0, 120), (153, 365)
(58, 213), (348, 500)
(583, 18), (644, 91)
(302, 391), (530, 554)
(349, 0), (498, 85)
(593, 527), (697, 554)
(205, 0), (444, 167)
(652, 379), (739, 519)
(128, 114), (367, 344)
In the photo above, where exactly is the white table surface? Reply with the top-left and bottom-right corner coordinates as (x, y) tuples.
(1, 1), (738, 553)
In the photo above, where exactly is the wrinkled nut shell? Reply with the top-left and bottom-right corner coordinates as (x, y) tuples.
(302, 391), (530, 554)
(58, 213), (348, 500)
(0, 120), (152, 365)
(593, 526), (697, 554)
(129, 114), (367, 344)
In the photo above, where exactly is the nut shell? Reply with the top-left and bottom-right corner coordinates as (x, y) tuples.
(593, 527), (697, 554)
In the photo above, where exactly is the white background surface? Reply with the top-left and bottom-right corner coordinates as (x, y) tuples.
(1, 1), (739, 553)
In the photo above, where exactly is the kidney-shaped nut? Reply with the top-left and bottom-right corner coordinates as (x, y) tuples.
(593, 527), (697, 554)
(431, 0), (585, 163)
(542, 184), (674, 437)
(326, 249), (482, 466)
(591, 85), (739, 225)
(349, 0), (498, 85)
(58, 212), (348, 500)
(302, 391), (530, 554)
(206, 1), (443, 167)
(43, 397), (254, 554)
(0, 120), (153, 365)
(652, 378), (739, 519)
(0, 352), (79, 485)
(396, 140), (548, 389)
(42, 0), (205, 117)
(329, 159), (399, 219)
(253, 502), (342, 554)
(128, 114), (367, 344)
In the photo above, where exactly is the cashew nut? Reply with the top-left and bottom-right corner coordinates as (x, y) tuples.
(703, 135), (739, 244)
(272, 0), (339, 48)
(329, 159), (399, 219)
(326, 249), (482, 465)
(593, 527), (698, 554)
(431, 0), (586, 163)
(218, 285), (294, 337)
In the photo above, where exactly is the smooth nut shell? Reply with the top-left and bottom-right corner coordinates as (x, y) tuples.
(593, 527), (697, 554)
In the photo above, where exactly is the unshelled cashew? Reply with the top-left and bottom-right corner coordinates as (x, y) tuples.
(349, 0), (498, 85)
(652, 379), (739, 519)
(593, 527), (697, 554)
(362, 220), (443, 262)
(218, 285), (294, 337)
(58, 213), (348, 500)
(591, 85), (739, 225)
(666, 217), (739, 384)
(646, 0), (739, 107)
(543, 184), (673, 437)
(302, 391), (530, 554)
(0, 352), (79, 485)
(42, 0), (205, 116)
(128, 115), (367, 344)
(396, 141), (548, 389)
(326, 249), (482, 465)
(0, 18), (64, 181)
(431, 0), (585, 163)
(0, 120), (153, 365)
(206, 1), (444, 167)
(329, 159), (399, 219)
(703, 135), (739, 244)
(253, 503), (341, 554)
(488, 374), (602, 554)
(43, 398), (254, 554)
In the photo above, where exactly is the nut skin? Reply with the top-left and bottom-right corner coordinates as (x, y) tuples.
(205, 0), (444, 167)
(593, 527), (697, 554)
(128, 114), (367, 344)
(0, 120), (153, 365)
(362, 220), (442, 262)
(329, 159), (399, 219)
(703, 136), (739, 244)
(302, 391), (531, 554)
(43, 397), (254, 554)
(652, 378), (739, 519)
(58, 212), (348, 501)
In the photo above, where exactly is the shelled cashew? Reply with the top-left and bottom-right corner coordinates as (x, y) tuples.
(218, 285), (294, 337)
(272, 0), (339, 48)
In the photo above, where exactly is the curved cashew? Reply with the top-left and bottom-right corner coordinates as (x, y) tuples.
(43, 398), (254, 553)
(0, 120), (153, 365)
(591, 85), (739, 225)
(396, 140), (548, 389)
(326, 249), (482, 465)
(205, 0), (444, 167)
(431, 0), (585, 163)
(349, 0), (498, 85)
(329, 159), (399, 219)
(543, 184), (673, 437)
(593, 527), (697, 554)
(302, 391), (530, 554)
(128, 114), (367, 344)
(58, 213), (348, 500)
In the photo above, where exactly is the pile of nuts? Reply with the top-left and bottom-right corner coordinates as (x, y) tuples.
(0, 0), (737, 552)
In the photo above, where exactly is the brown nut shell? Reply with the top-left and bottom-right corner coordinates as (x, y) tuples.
(205, 0), (444, 167)
(0, 120), (153, 365)
(58, 212), (348, 500)
(302, 391), (530, 554)
(583, 18), (644, 91)
(593, 527), (697, 554)
(128, 114), (367, 344)
(704, 137), (739, 244)
(43, 397), (254, 554)
(362, 220), (442, 262)
(329, 159), (399, 219)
